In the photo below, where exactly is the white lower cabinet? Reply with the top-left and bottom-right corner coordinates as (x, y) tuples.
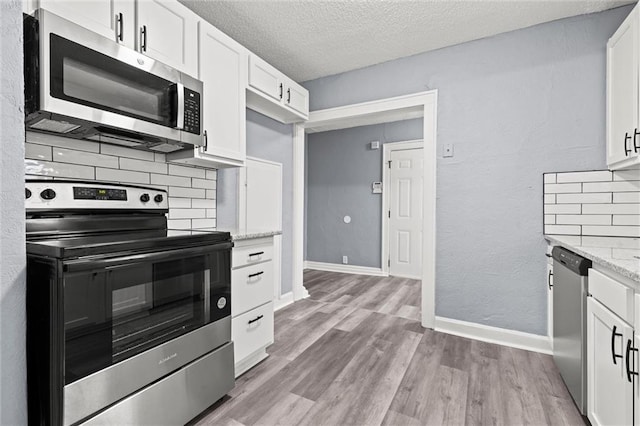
(231, 237), (275, 377)
(587, 268), (637, 426)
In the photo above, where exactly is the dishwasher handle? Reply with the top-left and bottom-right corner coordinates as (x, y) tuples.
(612, 325), (623, 365)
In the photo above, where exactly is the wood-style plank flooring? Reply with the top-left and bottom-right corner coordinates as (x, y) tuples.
(191, 270), (585, 426)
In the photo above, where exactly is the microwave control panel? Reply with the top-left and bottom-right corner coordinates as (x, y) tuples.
(183, 88), (201, 135)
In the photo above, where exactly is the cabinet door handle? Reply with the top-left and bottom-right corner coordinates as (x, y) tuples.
(140, 25), (147, 52)
(287, 88), (291, 103)
(203, 130), (208, 151)
(279, 83), (283, 100)
(116, 13), (123, 42)
(248, 314), (263, 325)
(548, 270), (553, 290)
(625, 132), (632, 156)
(612, 325), (623, 365)
(626, 339), (638, 383)
(248, 271), (264, 278)
(249, 251), (264, 258)
(634, 128), (640, 153)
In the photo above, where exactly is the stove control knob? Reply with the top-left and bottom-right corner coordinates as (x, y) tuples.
(154, 194), (164, 203)
(25, 188), (32, 199)
(140, 193), (150, 203)
(40, 188), (56, 200)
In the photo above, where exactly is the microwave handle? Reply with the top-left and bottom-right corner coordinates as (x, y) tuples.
(63, 242), (233, 272)
(175, 82), (185, 130)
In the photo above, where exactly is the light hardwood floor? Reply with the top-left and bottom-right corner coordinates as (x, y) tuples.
(191, 270), (585, 426)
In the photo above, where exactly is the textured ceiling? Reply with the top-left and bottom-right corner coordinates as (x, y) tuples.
(180, 0), (634, 82)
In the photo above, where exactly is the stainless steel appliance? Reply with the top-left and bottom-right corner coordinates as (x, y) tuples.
(23, 10), (203, 153)
(26, 180), (234, 425)
(552, 246), (591, 415)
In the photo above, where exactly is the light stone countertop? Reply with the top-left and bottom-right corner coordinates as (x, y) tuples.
(545, 235), (640, 283)
(216, 228), (282, 241)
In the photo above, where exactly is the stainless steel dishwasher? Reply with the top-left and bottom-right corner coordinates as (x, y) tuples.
(552, 246), (592, 415)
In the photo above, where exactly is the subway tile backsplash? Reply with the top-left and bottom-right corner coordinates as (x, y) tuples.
(544, 169), (640, 238)
(24, 132), (217, 229)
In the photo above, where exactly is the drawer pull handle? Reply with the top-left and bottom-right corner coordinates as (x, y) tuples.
(248, 271), (264, 278)
(248, 315), (263, 325)
(612, 325), (623, 365)
(626, 339), (638, 383)
(249, 251), (264, 258)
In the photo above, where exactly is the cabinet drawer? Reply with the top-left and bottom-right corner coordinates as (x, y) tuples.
(589, 269), (634, 324)
(232, 261), (273, 316)
(232, 302), (274, 363)
(232, 241), (273, 268)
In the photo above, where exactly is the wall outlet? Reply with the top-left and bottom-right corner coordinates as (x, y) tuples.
(342, 255), (348, 264)
(443, 143), (454, 158)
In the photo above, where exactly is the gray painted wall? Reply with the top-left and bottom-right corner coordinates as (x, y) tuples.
(303, 6), (633, 336)
(306, 119), (423, 267)
(217, 110), (294, 294)
(0, 0), (27, 423)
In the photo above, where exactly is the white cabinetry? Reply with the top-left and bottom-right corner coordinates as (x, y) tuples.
(546, 248), (554, 341)
(168, 21), (247, 168)
(607, 6), (640, 170)
(231, 237), (275, 377)
(38, 0), (135, 48)
(136, 0), (198, 76)
(587, 269), (636, 425)
(37, 0), (198, 76)
(247, 54), (309, 123)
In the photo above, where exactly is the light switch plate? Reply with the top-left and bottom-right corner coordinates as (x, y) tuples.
(372, 182), (382, 194)
(370, 141), (380, 150)
(443, 144), (454, 158)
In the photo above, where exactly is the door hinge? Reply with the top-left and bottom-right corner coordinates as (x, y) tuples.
(388, 259), (390, 267)
(388, 210), (391, 218)
(388, 160), (392, 168)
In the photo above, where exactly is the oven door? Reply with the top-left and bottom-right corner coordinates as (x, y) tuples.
(61, 242), (231, 425)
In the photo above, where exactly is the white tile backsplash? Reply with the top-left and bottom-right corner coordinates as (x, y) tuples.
(24, 132), (217, 229)
(556, 193), (612, 204)
(544, 183), (583, 193)
(544, 170), (640, 238)
(119, 158), (168, 174)
(53, 147), (119, 169)
(555, 170), (613, 183)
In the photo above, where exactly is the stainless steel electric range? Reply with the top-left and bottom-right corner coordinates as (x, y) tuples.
(25, 179), (234, 425)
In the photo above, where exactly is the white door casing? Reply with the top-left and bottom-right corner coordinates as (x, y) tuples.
(300, 90), (438, 328)
(383, 142), (424, 279)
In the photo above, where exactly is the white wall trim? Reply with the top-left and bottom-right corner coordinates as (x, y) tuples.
(381, 140), (424, 276)
(292, 124), (310, 301)
(304, 261), (388, 277)
(435, 316), (552, 355)
(297, 90), (438, 329)
(274, 292), (295, 311)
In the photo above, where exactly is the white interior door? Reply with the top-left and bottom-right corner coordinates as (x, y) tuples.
(388, 147), (423, 279)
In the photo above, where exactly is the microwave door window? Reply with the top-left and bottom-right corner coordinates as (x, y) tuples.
(49, 34), (174, 127)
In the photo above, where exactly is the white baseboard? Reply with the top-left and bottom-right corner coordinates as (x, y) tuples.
(434, 316), (552, 355)
(274, 292), (295, 311)
(304, 261), (388, 277)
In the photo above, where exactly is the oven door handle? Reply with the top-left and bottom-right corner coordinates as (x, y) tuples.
(64, 242), (233, 272)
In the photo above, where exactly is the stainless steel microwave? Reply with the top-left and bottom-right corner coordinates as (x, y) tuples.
(23, 9), (203, 153)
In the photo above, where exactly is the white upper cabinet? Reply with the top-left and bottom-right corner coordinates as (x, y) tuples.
(37, 0), (197, 76)
(38, 0), (135, 49)
(168, 21), (247, 168)
(247, 54), (309, 123)
(136, 0), (198, 77)
(607, 6), (640, 170)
